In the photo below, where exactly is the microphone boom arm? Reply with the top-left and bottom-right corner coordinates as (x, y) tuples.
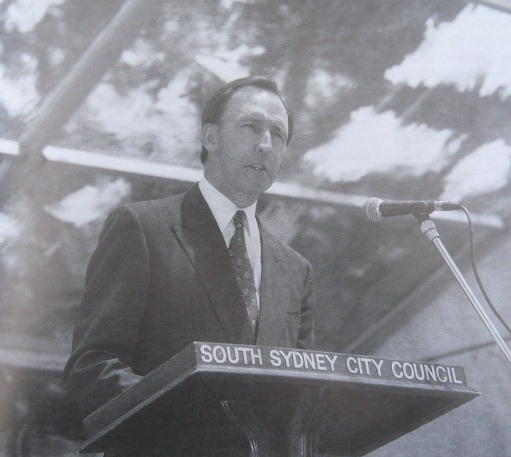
(417, 214), (511, 368)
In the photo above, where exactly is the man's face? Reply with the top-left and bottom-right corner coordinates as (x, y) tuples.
(203, 86), (289, 207)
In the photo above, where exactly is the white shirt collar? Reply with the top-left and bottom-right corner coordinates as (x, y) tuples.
(198, 177), (257, 235)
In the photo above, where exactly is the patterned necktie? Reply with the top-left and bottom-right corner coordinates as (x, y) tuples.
(229, 210), (259, 332)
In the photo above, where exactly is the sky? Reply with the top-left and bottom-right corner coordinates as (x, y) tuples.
(3, 0), (64, 33)
(0, 1), (510, 230)
(304, 4), (511, 199)
(304, 106), (464, 183)
(44, 178), (131, 227)
(385, 4), (511, 100)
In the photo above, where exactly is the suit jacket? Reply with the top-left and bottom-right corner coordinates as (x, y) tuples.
(64, 185), (314, 415)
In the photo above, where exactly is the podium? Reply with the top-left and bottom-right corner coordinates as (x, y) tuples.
(80, 343), (479, 456)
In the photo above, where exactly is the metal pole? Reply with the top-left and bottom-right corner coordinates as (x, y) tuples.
(0, 0), (161, 206)
(419, 217), (511, 368)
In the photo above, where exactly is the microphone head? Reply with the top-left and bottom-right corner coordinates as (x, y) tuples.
(363, 197), (383, 222)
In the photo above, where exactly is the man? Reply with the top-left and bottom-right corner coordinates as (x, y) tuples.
(64, 76), (315, 420)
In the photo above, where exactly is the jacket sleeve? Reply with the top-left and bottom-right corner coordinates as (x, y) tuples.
(297, 261), (315, 350)
(63, 205), (149, 415)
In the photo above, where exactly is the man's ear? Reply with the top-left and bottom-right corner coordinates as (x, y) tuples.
(202, 123), (218, 154)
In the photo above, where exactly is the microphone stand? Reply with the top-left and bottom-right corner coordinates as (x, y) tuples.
(416, 213), (511, 368)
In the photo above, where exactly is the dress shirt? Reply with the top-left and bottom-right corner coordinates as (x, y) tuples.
(198, 177), (261, 299)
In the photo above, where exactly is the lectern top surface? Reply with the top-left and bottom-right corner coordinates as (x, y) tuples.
(81, 343), (479, 457)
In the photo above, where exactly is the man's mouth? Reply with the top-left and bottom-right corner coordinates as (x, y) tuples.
(249, 163), (266, 171)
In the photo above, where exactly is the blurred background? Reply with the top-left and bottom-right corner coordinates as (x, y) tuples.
(0, 0), (510, 456)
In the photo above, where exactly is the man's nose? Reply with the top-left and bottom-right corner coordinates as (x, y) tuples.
(257, 130), (273, 154)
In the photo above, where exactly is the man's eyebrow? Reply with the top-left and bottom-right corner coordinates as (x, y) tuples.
(239, 113), (264, 122)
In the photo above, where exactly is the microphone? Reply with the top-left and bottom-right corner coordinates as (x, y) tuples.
(364, 197), (462, 222)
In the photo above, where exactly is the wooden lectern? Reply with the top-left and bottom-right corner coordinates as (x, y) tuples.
(80, 343), (478, 456)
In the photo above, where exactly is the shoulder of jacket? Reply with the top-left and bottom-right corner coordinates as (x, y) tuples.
(101, 193), (185, 235)
(115, 192), (185, 217)
(260, 223), (312, 269)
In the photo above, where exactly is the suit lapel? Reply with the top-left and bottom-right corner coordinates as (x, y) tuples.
(176, 185), (254, 344)
(256, 223), (289, 346)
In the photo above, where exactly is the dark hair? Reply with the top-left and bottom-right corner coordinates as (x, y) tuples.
(200, 75), (294, 163)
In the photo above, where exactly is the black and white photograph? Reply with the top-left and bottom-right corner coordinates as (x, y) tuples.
(0, 1), (510, 456)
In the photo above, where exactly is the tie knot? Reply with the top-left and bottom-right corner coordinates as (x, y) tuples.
(233, 210), (245, 228)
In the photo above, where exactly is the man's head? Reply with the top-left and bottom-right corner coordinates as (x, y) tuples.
(201, 76), (293, 164)
(201, 76), (293, 207)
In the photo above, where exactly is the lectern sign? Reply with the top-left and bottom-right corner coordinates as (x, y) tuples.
(197, 343), (467, 387)
(81, 342), (478, 457)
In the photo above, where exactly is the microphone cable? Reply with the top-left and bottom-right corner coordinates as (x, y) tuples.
(461, 205), (511, 335)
